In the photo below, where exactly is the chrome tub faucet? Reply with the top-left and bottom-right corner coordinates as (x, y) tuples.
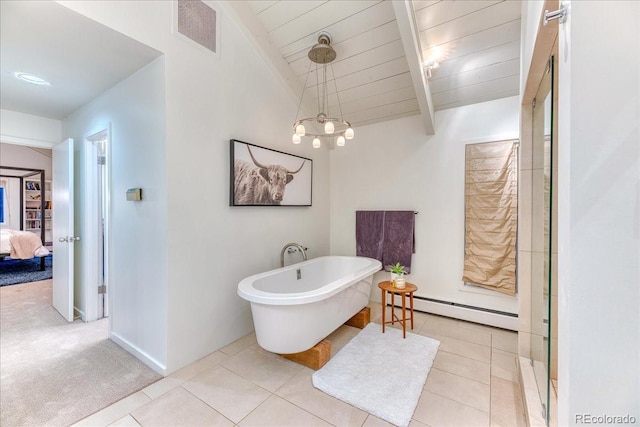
(280, 243), (308, 267)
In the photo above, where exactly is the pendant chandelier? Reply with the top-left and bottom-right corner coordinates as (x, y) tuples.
(292, 33), (354, 148)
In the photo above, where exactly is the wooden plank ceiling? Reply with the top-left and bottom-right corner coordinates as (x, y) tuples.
(247, 0), (521, 129)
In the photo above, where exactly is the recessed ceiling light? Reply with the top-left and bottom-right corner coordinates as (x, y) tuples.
(13, 72), (51, 86)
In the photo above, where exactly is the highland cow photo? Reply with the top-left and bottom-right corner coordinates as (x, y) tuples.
(230, 139), (312, 206)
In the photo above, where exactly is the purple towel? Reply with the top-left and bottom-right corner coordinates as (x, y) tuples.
(382, 211), (415, 273)
(356, 210), (415, 273)
(356, 211), (385, 261)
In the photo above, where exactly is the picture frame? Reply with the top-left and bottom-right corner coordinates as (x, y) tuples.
(230, 139), (312, 206)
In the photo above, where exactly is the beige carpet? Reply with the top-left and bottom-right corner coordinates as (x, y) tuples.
(0, 280), (161, 426)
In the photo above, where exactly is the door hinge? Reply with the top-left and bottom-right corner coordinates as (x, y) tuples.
(97, 156), (106, 165)
(98, 285), (107, 294)
(532, 98), (537, 108)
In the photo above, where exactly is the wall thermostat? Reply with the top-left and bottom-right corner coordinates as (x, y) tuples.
(126, 188), (142, 201)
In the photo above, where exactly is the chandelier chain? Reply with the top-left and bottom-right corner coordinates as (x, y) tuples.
(315, 62), (321, 113)
(330, 62), (344, 121)
(323, 58), (328, 117)
(294, 60), (313, 125)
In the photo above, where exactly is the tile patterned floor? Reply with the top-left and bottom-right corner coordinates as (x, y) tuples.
(74, 305), (526, 427)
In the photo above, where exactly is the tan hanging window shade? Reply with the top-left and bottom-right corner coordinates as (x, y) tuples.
(462, 139), (518, 296)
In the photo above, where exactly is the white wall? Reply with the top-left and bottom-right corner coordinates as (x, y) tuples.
(558, 1), (639, 424)
(0, 110), (61, 147)
(162, 3), (331, 372)
(330, 96), (520, 315)
(0, 143), (53, 230)
(60, 0), (331, 373)
(62, 58), (168, 371)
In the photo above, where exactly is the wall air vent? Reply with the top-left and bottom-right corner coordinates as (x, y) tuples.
(176, 0), (217, 54)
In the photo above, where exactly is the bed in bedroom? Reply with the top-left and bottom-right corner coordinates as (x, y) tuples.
(1, 229), (50, 259)
(0, 166), (50, 271)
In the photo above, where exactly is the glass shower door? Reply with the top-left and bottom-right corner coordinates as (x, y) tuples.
(531, 54), (555, 425)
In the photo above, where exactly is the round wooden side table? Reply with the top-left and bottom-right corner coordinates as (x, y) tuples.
(378, 280), (418, 338)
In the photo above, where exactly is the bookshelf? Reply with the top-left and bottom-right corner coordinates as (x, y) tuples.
(24, 178), (52, 250)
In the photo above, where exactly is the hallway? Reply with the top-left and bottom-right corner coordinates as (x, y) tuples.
(0, 280), (160, 426)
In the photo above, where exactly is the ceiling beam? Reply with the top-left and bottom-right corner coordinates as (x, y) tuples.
(392, 0), (435, 135)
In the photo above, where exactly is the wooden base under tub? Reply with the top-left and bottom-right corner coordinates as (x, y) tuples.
(344, 306), (370, 329)
(279, 307), (371, 370)
(280, 339), (331, 370)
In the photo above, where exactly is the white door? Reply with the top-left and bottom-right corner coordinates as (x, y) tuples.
(52, 138), (75, 322)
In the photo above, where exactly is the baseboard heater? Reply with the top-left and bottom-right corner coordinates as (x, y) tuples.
(390, 295), (518, 331)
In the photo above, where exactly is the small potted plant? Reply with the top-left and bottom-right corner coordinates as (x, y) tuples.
(386, 262), (407, 288)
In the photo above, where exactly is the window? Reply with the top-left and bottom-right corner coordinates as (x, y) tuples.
(462, 140), (518, 295)
(0, 185), (5, 223)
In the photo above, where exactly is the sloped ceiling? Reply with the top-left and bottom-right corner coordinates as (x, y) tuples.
(244, 0), (521, 132)
(416, 0), (521, 110)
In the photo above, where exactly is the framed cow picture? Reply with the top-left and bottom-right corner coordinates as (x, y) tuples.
(230, 139), (312, 206)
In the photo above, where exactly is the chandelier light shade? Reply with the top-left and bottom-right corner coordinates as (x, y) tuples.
(292, 33), (354, 148)
(324, 121), (335, 134)
(345, 127), (354, 140)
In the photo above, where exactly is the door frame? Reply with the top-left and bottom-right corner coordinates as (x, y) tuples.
(82, 124), (112, 322)
(517, 1), (560, 425)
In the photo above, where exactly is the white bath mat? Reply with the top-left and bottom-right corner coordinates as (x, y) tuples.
(312, 323), (440, 427)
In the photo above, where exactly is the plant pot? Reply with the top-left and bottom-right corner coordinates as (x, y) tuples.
(394, 277), (406, 288)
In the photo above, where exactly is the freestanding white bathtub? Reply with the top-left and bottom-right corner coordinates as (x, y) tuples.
(237, 256), (382, 354)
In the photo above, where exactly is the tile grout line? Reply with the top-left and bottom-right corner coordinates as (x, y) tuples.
(436, 349), (492, 370)
(128, 411), (143, 427)
(489, 331), (494, 425)
(181, 382), (260, 427)
(220, 350), (340, 426)
(423, 382), (491, 414)
(276, 391), (342, 426)
(424, 389), (491, 417)
(427, 366), (491, 388)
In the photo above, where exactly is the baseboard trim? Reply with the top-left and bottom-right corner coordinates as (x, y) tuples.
(110, 331), (167, 376)
(407, 297), (519, 331)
